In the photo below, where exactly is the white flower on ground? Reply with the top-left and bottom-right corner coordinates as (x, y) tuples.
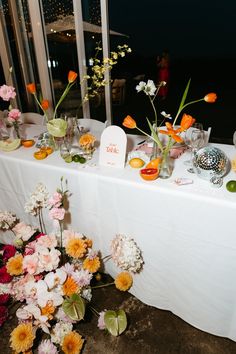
(37, 247), (60, 272)
(12, 222), (36, 241)
(36, 279), (64, 308)
(81, 287), (92, 302)
(38, 339), (58, 354)
(44, 268), (67, 290)
(50, 321), (73, 345)
(16, 303), (50, 333)
(72, 268), (93, 287)
(111, 234), (144, 273)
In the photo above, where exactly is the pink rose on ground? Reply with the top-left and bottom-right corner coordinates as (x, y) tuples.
(7, 108), (21, 122)
(24, 240), (37, 256)
(0, 305), (8, 326)
(48, 192), (62, 208)
(0, 84), (16, 101)
(0, 294), (10, 304)
(2, 245), (16, 262)
(36, 234), (57, 249)
(23, 253), (39, 275)
(0, 266), (12, 283)
(49, 207), (65, 221)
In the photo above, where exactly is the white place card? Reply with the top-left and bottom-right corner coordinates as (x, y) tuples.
(99, 125), (127, 168)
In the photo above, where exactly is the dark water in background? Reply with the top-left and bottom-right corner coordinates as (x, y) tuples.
(111, 56), (236, 143)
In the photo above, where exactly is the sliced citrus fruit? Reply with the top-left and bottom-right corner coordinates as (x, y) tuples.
(21, 139), (35, 148)
(140, 168), (159, 181)
(226, 180), (236, 192)
(146, 157), (162, 169)
(64, 155), (72, 163)
(40, 146), (53, 155)
(33, 150), (47, 160)
(72, 154), (81, 163)
(129, 157), (145, 168)
(0, 139), (21, 151)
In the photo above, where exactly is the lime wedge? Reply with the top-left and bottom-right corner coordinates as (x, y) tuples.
(64, 155), (72, 163)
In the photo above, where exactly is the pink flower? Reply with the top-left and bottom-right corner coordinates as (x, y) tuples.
(38, 339), (58, 354)
(97, 311), (106, 330)
(24, 240), (37, 256)
(48, 192), (62, 208)
(0, 305), (8, 326)
(13, 222), (35, 241)
(49, 207), (65, 221)
(7, 108), (21, 122)
(2, 245), (16, 262)
(0, 266), (12, 283)
(0, 84), (16, 101)
(36, 234), (57, 249)
(0, 294), (10, 304)
(23, 253), (39, 275)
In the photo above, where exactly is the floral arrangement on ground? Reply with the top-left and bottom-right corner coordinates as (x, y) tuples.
(0, 178), (143, 353)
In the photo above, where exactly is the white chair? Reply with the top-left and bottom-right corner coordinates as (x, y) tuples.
(77, 118), (107, 135)
(21, 112), (45, 125)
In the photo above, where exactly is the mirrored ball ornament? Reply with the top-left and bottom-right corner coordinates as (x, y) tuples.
(192, 146), (229, 185)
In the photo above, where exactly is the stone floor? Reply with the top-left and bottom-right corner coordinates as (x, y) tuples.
(2, 274), (236, 354)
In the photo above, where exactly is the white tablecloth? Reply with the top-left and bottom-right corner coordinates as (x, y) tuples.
(1, 124), (236, 341)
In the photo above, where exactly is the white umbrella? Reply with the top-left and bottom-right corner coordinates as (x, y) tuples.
(46, 15), (128, 37)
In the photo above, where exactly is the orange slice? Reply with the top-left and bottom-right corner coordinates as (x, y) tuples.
(140, 168), (159, 181)
(146, 157), (162, 169)
(21, 139), (35, 148)
(40, 146), (54, 155)
(33, 150), (47, 160)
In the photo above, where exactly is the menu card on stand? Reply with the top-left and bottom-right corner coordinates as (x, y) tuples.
(99, 126), (127, 168)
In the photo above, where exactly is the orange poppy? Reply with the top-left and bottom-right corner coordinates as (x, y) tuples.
(204, 93), (217, 103)
(41, 99), (49, 110)
(122, 115), (137, 129)
(26, 83), (36, 94)
(68, 70), (78, 83)
(179, 113), (196, 132)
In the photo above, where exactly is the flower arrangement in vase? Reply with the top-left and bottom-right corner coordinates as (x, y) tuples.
(123, 79), (217, 179)
(0, 178), (143, 353)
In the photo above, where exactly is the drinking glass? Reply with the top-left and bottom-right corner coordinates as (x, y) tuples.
(185, 129), (205, 173)
(184, 123), (204, 166)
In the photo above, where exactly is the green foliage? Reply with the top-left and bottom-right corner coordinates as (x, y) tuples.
(104, 309), (127, 336)
(62, 293), (85, 321)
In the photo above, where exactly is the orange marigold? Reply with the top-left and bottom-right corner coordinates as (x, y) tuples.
(114, 271), (133, 291)
(63, 276), (79, 296)
(84, 238), (93, 248)
(10, 323), (35, 353)
(41, 302), (56, 319)
(66, 238), (87, 259)
(26, 83), (36, 94)
(41, 99), (49, 110)
(62, 331), (84, 354)
(6, 254), (23, 276)
(204, 92), (217, 103)
(83, 256), (100, 273)
(79, 133), (96, 147)
(122, 115), (137, 129)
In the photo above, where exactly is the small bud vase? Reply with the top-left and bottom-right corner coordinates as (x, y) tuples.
(159, 152), (173, 179)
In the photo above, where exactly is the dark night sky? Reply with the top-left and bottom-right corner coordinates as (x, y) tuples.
(109, 0), (236, 59)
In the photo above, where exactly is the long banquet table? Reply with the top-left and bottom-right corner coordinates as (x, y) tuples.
(0, 124), (236, 341)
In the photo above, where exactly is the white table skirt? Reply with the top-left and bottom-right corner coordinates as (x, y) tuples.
(0, 124), (236, 341)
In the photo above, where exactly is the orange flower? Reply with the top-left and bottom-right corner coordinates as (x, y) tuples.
(204, 92), (217, 103)
(26, 83), (36, 94)
(62, 331), (84, 354)
(83, 256), (100, 273)
(84, 238), (93, 248)
(115, 271), (133, 291)
(41, 302), (55, 319)
(10, 323), (35, 353)
(66, 238), (87, 259)
(79, 133), (96, 147)
(159, 122), (183, 143)
(179, 113), (196, 132)
(63, 276), (79, 296)
(68, 70), (78, 83)
(122, 115), (137, 129)
(6, 254), (23, 276)
(41, 99), (49, 110)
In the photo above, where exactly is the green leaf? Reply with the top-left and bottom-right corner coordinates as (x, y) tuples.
(47, 118), (67, 137)
(178, 78), (191, 112)
(62, 293), (85, 321)
(104, 309), (127, 336)
(146, 118), (163, 151)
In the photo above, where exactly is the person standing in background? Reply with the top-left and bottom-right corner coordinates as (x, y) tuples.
(157, 50), (170, 100)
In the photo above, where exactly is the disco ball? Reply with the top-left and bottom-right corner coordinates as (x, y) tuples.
(192, 146), (229, 182)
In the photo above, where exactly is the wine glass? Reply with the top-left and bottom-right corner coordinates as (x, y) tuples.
(186, 129), (205, 173)
(233, 131), (236, 148)
(184, 123), (204, 166)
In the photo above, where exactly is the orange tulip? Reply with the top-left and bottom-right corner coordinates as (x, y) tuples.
(204, 93), (217, 103)
(68, 70), (78, 83)
(41, 99), (49, 110)
(159, 123), (183, 143)
(179, 113), (196, 132)
(122, 115), (137, 129)
(26, 83), (36, 94)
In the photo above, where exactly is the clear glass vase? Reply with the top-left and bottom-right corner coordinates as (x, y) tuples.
(159, 151), (173, 179)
